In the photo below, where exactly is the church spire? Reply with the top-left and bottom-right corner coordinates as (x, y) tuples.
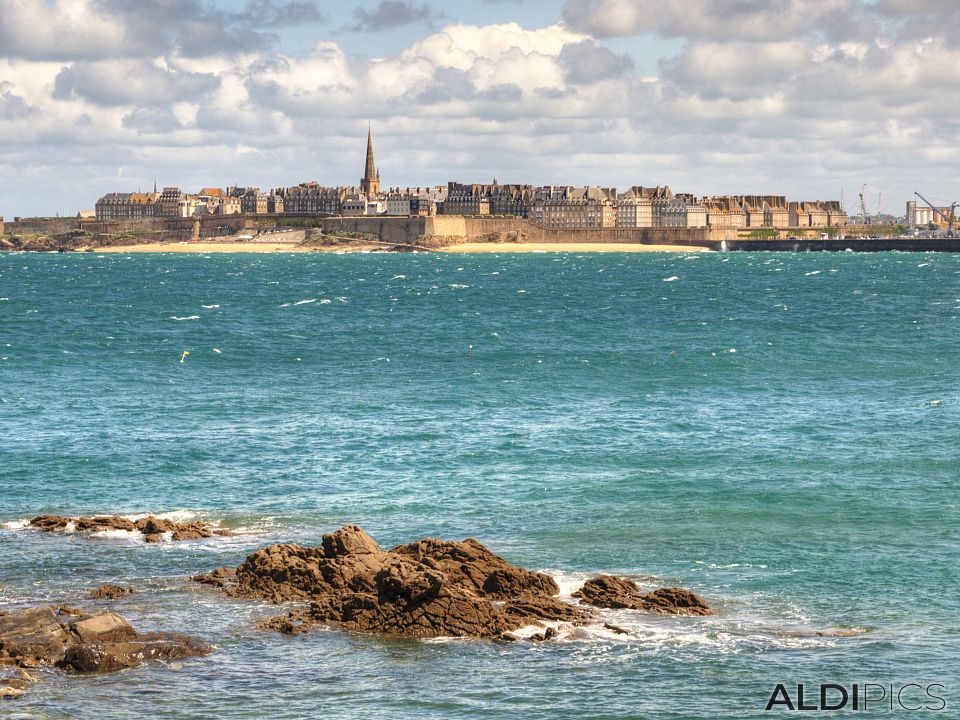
(361, 123), (380, 196)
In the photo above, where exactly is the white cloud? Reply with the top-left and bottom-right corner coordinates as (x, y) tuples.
(0, 1), (958, 217)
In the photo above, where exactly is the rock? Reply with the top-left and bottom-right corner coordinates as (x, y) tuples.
(0, 606), (75, 662)
(197, 525), (714, 640)
(573, 575), (712, 616)
(58, 632), (213, 674)
(203, 524), (592, 639)
(0, 684), (25, 699)
(89, 585), (134, 600)
(70, 613), (137, 644)
(0, 605), (211, 689)
(191, 566), (236, 589)
(28, 514), (230, 543)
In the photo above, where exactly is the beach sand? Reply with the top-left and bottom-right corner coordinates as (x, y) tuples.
(441, 242), (711, 253)
(91, 241), (712, 254)
(94, 242), (316, 253)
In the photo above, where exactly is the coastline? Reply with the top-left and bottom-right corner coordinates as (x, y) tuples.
(441, 242), (710, 253)
(93, 241), (318, 253)
(89, 240), (712, 254)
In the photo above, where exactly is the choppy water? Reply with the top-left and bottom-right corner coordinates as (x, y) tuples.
(1, 250), (958, 718)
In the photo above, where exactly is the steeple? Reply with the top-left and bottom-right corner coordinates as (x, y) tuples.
(361, 123), (380, 196)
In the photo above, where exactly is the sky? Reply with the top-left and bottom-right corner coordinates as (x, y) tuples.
(1, 0), (958, 217)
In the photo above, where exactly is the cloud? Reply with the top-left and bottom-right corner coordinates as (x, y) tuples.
(0, 82), (35, 120)
(53, 60), (220, 106)
(345, 1), (440, 32)
(559, 39), (633, 84)
(0, 0), (326, 61)
(238, 0), (326, 27)
(562, 0), (857, 41)
(0, 2), (958, 218)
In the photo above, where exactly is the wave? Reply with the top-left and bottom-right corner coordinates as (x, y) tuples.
(169, 316), (200, 321)
(537, 572), (867, 652)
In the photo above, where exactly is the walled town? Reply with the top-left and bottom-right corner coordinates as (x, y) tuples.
(3, 128), (957, 252)
(90, 128), (852, 232)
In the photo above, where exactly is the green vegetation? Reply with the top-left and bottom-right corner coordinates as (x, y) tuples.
(742, 229), (779, 239)
(277, 217), (323, 228)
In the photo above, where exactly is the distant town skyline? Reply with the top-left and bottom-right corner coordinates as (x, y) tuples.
(1, 0), (957, 218)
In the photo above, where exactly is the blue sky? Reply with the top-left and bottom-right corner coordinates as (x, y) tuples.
(0, 0), (958, 217)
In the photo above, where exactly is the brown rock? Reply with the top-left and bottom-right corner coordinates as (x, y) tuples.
(573, 575), (712, 616)
(0, 605), (211, 678)
(28, 514), (227, 543)
(191, 566), (236, 589)
(58, 632), (212, 674)
(0, 606), (74, 664)
(204, 524), (592, 640)
(70, 613), (137, 644)
(88, 585), (134, 600)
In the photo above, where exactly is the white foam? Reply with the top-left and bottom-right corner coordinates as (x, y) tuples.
(551, 572), (591, 599)
(1, 519), (30, 530)
(805, 270), (821, 276)
(169, 316), (200, 321)
(213, 348), (222, 354)
(664, 276), (680, 282)
(201, 304), (220, 309)
(319, 299), (331, 304)
(89, 528), (144, 541)
(119, 510), (200, 523)
(292, 299), (317, 306)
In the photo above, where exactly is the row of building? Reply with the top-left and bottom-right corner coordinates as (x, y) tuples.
(96, 181), (848, 230)
(94, 128), (848, 229)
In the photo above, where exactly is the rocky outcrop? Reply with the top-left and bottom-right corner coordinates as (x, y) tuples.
(195, 524), (712, 640)
(572, 575), (713, 616)
(89, 585), (134, 600)
(28, 515), (232, 542)
(0, 605), (211, 698)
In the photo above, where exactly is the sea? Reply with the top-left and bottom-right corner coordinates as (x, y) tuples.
(0, 250), (957, 718)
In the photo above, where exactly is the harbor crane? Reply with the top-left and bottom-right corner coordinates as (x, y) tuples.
(914, 191), (957, 236)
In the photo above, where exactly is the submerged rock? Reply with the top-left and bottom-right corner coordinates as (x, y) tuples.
(0, 605), (212, 698)
(195, 524), (711, 640)
(89, 585), (134, 600)
(27, 515), (232, 542)
(573, 575), (713, 616)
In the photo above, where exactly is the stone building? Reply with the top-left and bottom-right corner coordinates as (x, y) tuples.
(822, 201), (848, 226)
(788, 202), (810, 227)
(441, 182), (532, 217)
(763, 197), (790, 228)
(442, 183), (492, 215)
(530, 186), (617, 228)
(702, 196), (746, 228)
(616, 187), (654, 228)
(95, 191), (158, 220)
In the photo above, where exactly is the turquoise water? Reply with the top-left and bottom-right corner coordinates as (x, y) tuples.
(1, 251), (958, 718)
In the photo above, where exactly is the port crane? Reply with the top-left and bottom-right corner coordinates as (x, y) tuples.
(914, 191), (957, 236)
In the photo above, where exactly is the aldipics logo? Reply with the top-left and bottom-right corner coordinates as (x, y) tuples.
(765, 684), (947, 712)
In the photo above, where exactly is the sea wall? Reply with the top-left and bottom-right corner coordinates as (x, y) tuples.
(321, 216), (429, 244)
(525, 225), (736, 244)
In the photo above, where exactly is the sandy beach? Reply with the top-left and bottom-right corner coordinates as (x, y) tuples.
(441, 242), (710, 253)
(90, 240), (712, 254)
(94, 242), (316, 253)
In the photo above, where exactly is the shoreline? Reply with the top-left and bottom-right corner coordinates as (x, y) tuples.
(89, 241), (712, 254)
(441, 242), (710, 253)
